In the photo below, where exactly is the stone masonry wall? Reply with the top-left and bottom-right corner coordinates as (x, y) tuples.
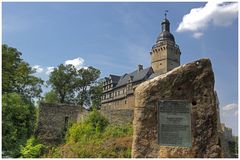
(102, 94), (135, 110)
(36, 103), (87, 144)
(100, 108), (133, 125)
(100, 95), (135, 125)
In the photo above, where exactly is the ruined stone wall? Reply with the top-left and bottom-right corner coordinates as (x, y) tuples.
(132, 59), (223, 158)
(36, 103), (87, 144)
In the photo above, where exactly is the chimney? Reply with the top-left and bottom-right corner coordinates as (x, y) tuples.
(138, 64), (143, 71)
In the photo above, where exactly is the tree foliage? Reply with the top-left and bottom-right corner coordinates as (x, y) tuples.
(20, 136), (45, 158)
(89, 80), (103, 109)
(2, 93), (36, 157)
(43, 90), (59, 103)
(75, 67), (101, 105)
(47, 64), (77, 103)
(47, 64), (101, 107)
(65, 109), (109, 143)
(2, 44), (44, 100)
(2, 44), (43, 157)
(84, 109), (109, 132)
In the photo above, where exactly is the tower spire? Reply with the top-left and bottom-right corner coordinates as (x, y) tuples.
(161, 10), (170, 32)
(164, 10), (168, 19)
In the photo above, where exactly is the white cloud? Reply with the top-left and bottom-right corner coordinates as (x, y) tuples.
(64, 57), (85, 69)
(33, 65), (44, 73)
(33, 57), (86, 76)
(222, 103), (238, 111)
(192, 32), (203, 39)
(46, 67), (54, 75)
(177, 1), (238, 37)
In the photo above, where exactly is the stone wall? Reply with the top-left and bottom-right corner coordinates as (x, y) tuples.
(102, 94), (135, 110)
(219, 132), (231, 157)
(36, 103), (87, 144)
(101, 94), (134, 125)
(132, 59), (223, 158)
(221, 124), (233, 141)
(100, 108), (133, 125)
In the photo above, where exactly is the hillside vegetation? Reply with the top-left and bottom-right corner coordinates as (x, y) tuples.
(2, 44), (103, 157)
(43, 109), (133, 158)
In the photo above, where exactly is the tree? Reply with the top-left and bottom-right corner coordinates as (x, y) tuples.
(43, 90), (59, 103)
(47, 64), (77, 103)
(75, 66), (101, 106)
(89, 80), (103, 109)
(2, 44), (44, 100)
(2, 93), (36, 157)
(2, 44), (43, 157)
(47, 65), (101, 106)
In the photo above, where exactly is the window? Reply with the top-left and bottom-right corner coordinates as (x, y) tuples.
(64, 116), (69, 132)
(65, 117), (69, 124)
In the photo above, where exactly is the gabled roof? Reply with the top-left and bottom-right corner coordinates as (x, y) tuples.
(115, 67), (152, 88)
(109, 74), (121, 84)
(115, 74), (129, 88)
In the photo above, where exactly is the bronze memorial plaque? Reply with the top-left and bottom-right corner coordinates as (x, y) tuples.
(157, 100), (192, 147)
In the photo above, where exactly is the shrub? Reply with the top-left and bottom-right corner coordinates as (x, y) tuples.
(66, 123), (96, 143)
(45, 110), (133, 158)
(66, 109), (109, 143)
(20, 136), (45, 158)
(104, 124), (133, 137)
(84, 109), (109, 132)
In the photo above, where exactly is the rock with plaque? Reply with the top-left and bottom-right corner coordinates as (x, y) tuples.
(157, 100), (192, 147)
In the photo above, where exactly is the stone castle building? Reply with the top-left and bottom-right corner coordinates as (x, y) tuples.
(101, 16), (181, 109)
(35, 16), (236, 157)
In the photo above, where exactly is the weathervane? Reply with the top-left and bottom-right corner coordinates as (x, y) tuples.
(164, 10), (169, 19)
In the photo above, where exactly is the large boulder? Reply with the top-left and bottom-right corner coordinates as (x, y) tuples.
(132, 59), (222, 158)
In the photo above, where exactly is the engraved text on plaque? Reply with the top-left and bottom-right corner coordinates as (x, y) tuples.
(157, 100), (192, 147)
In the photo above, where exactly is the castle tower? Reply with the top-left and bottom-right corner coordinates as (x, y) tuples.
(150, 15), (181, 74)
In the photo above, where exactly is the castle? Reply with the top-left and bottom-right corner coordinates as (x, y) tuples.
(36, 16), (236, 158)
(101, 15), (181, 109)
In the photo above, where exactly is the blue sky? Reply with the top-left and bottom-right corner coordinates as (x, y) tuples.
(2, 2), (238, 135)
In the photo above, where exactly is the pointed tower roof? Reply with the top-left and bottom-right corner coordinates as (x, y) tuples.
(156, 14), (175, 43)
